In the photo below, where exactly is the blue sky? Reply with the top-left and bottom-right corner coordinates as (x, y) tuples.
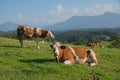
(0, 0), (120, 26)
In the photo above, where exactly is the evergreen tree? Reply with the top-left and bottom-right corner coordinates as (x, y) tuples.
(110, 33), (120, 48)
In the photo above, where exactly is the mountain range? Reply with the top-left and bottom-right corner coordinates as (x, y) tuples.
(0, 12), (120, 32)
(0, 22), (19, 32)
(44, 12), (120, 31)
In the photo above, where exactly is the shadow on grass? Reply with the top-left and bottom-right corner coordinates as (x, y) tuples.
(0, 45), (20, 48)
(0, 45), (52, 51)
(0, 45), (38, 49)
(19, 58), (54, 63)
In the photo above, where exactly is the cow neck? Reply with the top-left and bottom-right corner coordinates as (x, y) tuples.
(40, 30), (48, 38)
(58, 47), (64, 62)
(68, 46), (80, 63)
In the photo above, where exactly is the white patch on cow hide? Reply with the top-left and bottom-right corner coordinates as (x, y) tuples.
(53, 44), (60, 56)
(69, 46), (80, 63)
(64, 60), (71, 65)
(26, 27), (29, 28)
(35, 28), (41, 34)
(47, 30), (55, 39)
(55, 47), (59, 56)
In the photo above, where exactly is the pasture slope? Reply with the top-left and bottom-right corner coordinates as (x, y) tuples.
(0, 38), (120, 80)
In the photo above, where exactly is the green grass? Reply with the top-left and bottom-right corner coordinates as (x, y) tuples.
(0, 38), (120, 80)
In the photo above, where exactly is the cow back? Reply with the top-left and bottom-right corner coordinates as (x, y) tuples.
(25, 27), (34, 37)
(57, 46), (88, 63)
(71, 46), (87, 59)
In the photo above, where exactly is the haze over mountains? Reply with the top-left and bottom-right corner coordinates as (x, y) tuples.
(44, 12), (120, 31)
(0, 22), (19, 32)
(0, 12), (120, 32)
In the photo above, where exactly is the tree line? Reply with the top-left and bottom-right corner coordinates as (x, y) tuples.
(0, 28), (120, 48)
(54, 28), (120, 48)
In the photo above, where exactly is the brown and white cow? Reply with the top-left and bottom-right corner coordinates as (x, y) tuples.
(88, 42), (104, 48)
(50, 42), (98, 66)
(17, 25), (54, 49)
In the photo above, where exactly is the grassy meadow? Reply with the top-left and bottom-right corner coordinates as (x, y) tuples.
(0, 38), (120, 80)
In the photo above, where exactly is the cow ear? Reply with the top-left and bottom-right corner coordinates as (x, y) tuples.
(60, 45), (66, 49)
(87, 50), (91, 54)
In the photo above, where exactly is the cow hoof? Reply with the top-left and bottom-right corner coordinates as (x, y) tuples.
(90, 63), (97, 66)
(64, 60), (71, 65)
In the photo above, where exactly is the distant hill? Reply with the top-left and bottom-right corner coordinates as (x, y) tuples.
(0, 22), (19, 32)
(54, 27), (120, 43)
(44, 12), (120, 31)
(1, 12), (120, 32)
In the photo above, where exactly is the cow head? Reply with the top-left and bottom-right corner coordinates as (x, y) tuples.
(50, 42), (64, 62)
(17, 26), (26, 35)
(47, 30), (55, 39)
(17, 26), (27, 39)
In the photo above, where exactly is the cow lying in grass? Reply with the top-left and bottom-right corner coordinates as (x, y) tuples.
(50, 42), (98, 66)
(88, 42), (104, 48)
(17, 25), (55, 49)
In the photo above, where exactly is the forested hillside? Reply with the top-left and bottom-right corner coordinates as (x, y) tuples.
(54, 28), (120, 44)
(0, 27), (120, 48)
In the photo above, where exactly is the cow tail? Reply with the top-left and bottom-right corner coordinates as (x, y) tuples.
(87, 49), (98, 65)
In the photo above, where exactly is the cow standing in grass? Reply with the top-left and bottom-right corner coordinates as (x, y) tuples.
(17, 25), (55, 49)
(50, 42), (98, 66)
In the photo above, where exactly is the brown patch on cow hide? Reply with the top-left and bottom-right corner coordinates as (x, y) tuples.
(38, 30), (48, 38)
(71, 46), (88, 59)
(25, 28), (34, 38)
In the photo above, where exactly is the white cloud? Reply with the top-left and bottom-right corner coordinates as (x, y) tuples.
(94, 4), (113, 13)
(47, 3), (120, 25)
(17, 14), (30, 24)
(10, 3), (119, 26)
(82, 4), (118, 16)
(11, 5), (79, 26)
(48, 4), (79, 25)
(49, 4), (79, 16)
(69, 8), (79, 16)
(49, 4), (64, 16)
(56, 4), (64, 12)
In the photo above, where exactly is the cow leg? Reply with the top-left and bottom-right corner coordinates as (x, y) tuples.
(64, 60), (72, 65)
(19, 38), (24, 48)
(55, 56), (59, 63)
(79, 57), (87, 64)
(35, 38), (40, 49)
